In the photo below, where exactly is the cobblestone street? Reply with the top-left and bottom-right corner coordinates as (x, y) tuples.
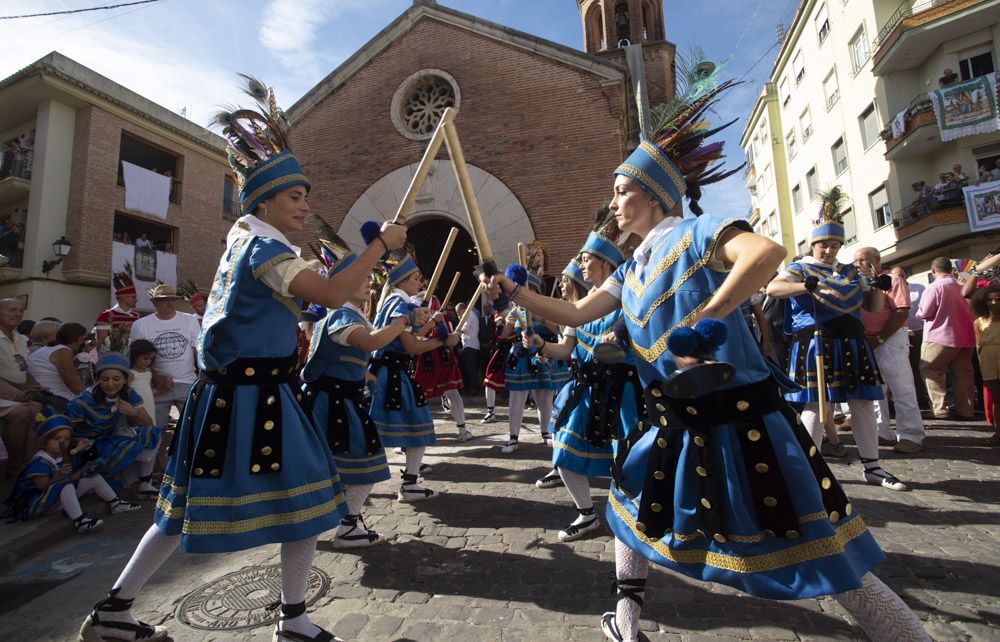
(1, 402), (998, 641)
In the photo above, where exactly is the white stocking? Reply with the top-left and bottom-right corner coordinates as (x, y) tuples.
(59, 484), (84, 520)
(344, 483), (372, 516)
(443, 388), (465, 425)
(559, 468), (593, 513)
(833, 572), (930, 641)
(485, 387), (496, 409)
(534, 388), (554, 433)
(77, 474), (118, 502)
(614, 538), (648, 642)
(404, 447), (426, 475)
(800, 402), (823, 448)
(96, 525), (179, 626)
(846, 398), (879, 463)
(279, 536), (320, 636)
(508, 390), (529, 438)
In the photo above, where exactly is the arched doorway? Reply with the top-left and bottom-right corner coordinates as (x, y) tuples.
(407, 217), (480, 306)
(339, 159), (534, 279)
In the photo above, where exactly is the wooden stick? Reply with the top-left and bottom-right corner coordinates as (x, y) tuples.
(439, 272), (461, 310)
(442, 119), (494, 266)
(456, 283), (486, 330)
(392, 107), (455, 224)
(422, 227), (458, 305)
(517, 242), (533, 330)
(815, 328), (829, 424)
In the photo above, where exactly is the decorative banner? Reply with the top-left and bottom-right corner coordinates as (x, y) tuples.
(963, 180), (1000, 232)
(930, 72), (1000, 142)
(954, 258), (978, 274)
(122, 161), (171, 219)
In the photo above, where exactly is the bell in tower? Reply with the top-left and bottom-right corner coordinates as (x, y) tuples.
(578, 0), (666, 53)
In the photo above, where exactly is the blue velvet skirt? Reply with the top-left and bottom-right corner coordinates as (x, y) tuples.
(369, 368), (436, 448)
(308, 390), (390, 486)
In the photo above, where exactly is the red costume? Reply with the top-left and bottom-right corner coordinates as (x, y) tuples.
(483, 311), (513, 391)
(413, 295), (463, 399)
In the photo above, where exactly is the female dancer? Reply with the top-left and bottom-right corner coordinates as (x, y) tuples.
(484, 71), (928, 641)
(302, 253), (431, 547)
(481, 300), (514, 424)
(500, 270), (565, 453)
(766, 194), (907, 491)
(370, 256), (460, 502)
(79, 77), (408, 642)
(414, 293), (473, 441)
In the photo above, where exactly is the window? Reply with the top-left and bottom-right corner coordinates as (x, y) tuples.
(779, 78), (790, 108)
(815, 3), (830, 45)
(786, 129), (797, 158)
(800, 108), (813, 141)
(793, 51), (804, 85)
(842, 207), (857, 244)
(806, 166), (819, 198)
(870, 186), (891, 228)
(859, 103), (880, 149)
(113, 213), (177, 253)
(849, 26), (869, 73)
(767, 211), (778, 237)
(745, 144), (755, 168)
(959, 51), (995, 81)
(823, 69), (840, 110)
(761, 215), (771, 237)
(797, 239), (809, 257)
(117, 133), (181, 204)
(762, 163), (773, 190)
(759, 121), (769, 146)
(831, 137), (849, 175)
(752, 134), (760, 156)
(792, 184), (804, 212)
(223, 176), (239, 221)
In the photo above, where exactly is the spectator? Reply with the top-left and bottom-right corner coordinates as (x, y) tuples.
(953, 164), (969, 188)
(897, 266), (931, 411)
(855, 248), (925, 453)
(939, 68), (959, 87)
(918, 257), (977, 420)
(992, 159), (1000, 182)
(456, 302), (481, 395)
(134, 233), (151, 249)
(128, 283), (200, 430)
(16, 319), (35, 338)
(979, 164), (992, 184)
(27, 322), (87, 408)
(969, 285), (1000, 446)
(934, 172), (961, 203)
(27, 319), (60, 353)
(95, 269), (140, 347)
(960, 248), (1000, 424)
(0, 378), (42, 478)
(0, 298), (36, 392)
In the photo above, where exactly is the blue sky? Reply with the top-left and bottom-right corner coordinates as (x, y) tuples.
(0, 0), (798, 217)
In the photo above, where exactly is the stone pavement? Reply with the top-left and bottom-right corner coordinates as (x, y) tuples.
(1, 400), (998, 641)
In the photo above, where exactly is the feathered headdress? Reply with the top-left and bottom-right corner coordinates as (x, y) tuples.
(810, 185), (850, 245)
(311, 215), (357, 278)
(579, 202), (639, 268)
(96, 324), (130, 375)
(213, 75), (310, 216)
(112, 262), (135, 297)
(615, 49), (744, 216)
(177, 278), (204, 307)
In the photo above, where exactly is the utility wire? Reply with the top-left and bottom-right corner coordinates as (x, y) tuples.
(0, 0), (160, 21)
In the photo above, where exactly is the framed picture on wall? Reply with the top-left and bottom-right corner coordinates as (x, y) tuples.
(963, 181), (1000, 232)
(134, 247), (157, 282)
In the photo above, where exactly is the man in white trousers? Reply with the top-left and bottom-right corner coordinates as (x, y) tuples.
(855, 247), (925, 453)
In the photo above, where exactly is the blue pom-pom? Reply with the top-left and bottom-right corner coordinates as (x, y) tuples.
(694, 318), (727, 350)
(360, 221), (382, 246)
(667, 327), (700, 358)
(435, 325), (449, 340)
(505, 263), (528, 286)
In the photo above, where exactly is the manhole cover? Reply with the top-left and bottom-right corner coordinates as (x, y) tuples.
(176, 564), (330, 631)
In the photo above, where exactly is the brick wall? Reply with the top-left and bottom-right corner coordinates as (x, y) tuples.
(63, 106), (230, 289)
(291, 17), (641, 273)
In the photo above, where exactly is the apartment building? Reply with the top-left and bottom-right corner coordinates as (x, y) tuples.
(743, 0), (1000, 276)
(0, 52), (232, 323)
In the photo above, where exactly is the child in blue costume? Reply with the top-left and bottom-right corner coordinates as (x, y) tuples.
(533, 234), (644, 543)
(767, 194), (907, 492)
(370, 255), (460, 503)
(500, 270), (567, 453)
(484, 71), (928, 642)
(302, 252), (430, 547)
(4, 412), (139, 532)
(80, 76), (409, 642)
(67, 351), (159, 478)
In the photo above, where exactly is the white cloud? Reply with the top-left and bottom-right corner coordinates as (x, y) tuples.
(258, 0), (351, 76)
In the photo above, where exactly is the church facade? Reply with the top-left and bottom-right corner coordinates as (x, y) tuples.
(288, 0), (675, 298)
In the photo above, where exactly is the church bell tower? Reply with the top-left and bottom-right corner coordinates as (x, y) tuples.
(578, 0), (665, 53)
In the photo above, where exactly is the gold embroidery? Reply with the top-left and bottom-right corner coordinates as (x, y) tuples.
(331, 461), (389, 474)
(639, 141), (686, 194)
(181, 495), (345, 535)
(624, 231), (693, 298)
(272, 290), (302, 319)
(616, 164), (677, 210)
(187, 478), (337, 507)
(242, 173), (309, 211)
(338, 355), (369, 367)
(198, 234), (249, 354)
(252, 252), (298, 279)
(244, 154), (292, 183)
(553, 441), (614, 459)
(630, 297), (712, 362)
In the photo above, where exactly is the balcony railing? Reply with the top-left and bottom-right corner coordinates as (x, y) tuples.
(825, 89), (841, 112)
(880, 93), (934, 150)
(871, 0), (978, 67)
(0, 150), (33, 181)
(893, 197), (967, 238)
(223, 197), (241, 222)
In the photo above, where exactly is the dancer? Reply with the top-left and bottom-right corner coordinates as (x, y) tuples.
(79, 76), (408, 642)
(369, 254), (459, 502)
(483, 64), (928, 642)
(533, 229), (644, 542)
(766, 188), (907, 491)
(500, 268), (564, 453)
(302, 246), (431, 546)
(481, 299), (513, 424)
(414, 293), (473, 441)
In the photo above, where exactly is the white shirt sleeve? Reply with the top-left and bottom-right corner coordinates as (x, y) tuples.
(258, 257), (321, 297)
(600, 278), (623, 300)
(330, 324), (363, 347)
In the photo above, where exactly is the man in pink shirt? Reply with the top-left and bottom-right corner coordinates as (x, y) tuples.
(856, 248), (925, 453)
(918, 257), (977, 420)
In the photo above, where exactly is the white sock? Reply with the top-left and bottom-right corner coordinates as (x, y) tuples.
(508, 390), (528, 437)
(800, 403), (823, 448)
(404, 447), (426, 475)
(535, 389), (554, 433)
(279, 536), (320, 636)
(79, 474), (119, 502)
(559, 468), (593, 514)
(847, 399), (880, 463)
(344, 483), (372, 515)
(485, 387), (496, 408)
(833, 572), (930, 641)
(97, 525), (178, 627)
(137, 457), (155, 479)
(614, 538), (648, 642)
(444, 389), (465, 425)
(60, 483), (84, 520)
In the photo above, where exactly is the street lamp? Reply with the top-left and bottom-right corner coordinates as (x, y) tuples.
(42, 236), (73, 274)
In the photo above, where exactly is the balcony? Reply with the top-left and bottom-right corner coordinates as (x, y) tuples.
(743, 164), (756, 185)
(892, 198), (968, 241)
(872, 0), (1000, 76)
(0, 151), (32, 207)
(223, 196), (241, 222)
(882, 94), (939, 160)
